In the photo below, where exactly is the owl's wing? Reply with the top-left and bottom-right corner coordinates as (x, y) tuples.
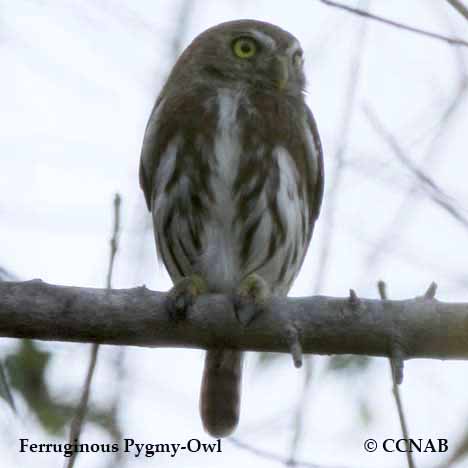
(139, 96), (165, 211)
(304, 106), (324, 230)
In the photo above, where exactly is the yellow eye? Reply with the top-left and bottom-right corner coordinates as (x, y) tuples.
(232, 37), (258, 59)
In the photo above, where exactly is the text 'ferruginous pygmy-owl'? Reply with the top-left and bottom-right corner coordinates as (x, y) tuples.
(139, 19), (324, 437)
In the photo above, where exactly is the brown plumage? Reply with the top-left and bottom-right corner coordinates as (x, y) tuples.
(139, 19), (324, 437)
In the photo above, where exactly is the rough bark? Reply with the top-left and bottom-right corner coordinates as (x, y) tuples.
(1, 280), (467, 362)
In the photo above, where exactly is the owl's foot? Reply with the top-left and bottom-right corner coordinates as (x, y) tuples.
(234, 273), (271, 326)
(166, 274), (208, 321)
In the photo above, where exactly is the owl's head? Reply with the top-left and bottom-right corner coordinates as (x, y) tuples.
(166, 20), (306, 97)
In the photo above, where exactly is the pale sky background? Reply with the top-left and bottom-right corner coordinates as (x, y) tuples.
(1, 1), (468, 467)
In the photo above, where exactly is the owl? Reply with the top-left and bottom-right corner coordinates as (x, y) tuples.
(139, 19), (324, 437)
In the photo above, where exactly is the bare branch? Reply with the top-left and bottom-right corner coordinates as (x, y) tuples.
(377, 281), (414, 468)
(106, 194), (121, 291)
(389, 350), (415, 468)
(363, 104), (468, 230)
(66, 193), (121, 468)
(2, 280), (468, 360)
(317, 0), (468, 48)
(312, 7), (369, 294)
(363, 80), (468, 272)
(287, 357), (314, 466)
(65, 344), (99, 468)
(104, 347), (126, 468)
(446, 0), (468, 21)
(170, 0), (195, 58)
(296, 13), (369, 463)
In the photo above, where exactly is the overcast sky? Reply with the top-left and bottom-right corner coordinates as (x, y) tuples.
(1, 1), (468, 467)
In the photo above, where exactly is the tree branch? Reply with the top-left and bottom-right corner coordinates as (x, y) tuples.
(446, 0), (468, 22)
(363, 104), (468, 231)
(66, 193), (122, 468)
(1, 280), (468, 360)
(362, 79), (468, 273)
(317, 0), (468, 48)
(378, 281), (415, 468)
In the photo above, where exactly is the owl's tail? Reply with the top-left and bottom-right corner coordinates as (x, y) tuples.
(199, 349), (243, 437)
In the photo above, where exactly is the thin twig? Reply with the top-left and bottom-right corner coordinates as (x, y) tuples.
(439, 2), (468, 80)
(170, 0), (194, 59)
(287, 358), (314, 466)
(363, 104), (468, 230)
(64, 345), (99, 468)
(0, 268), (17, 413)
(377, 281), (415, 468)
(318, 0), (468, 48)
(313, 0), (369, 294)
(390, 358), (414, 468)
(347, 213), (468, 292)
(65, 193), (121, 468)
(0, 360), (15, 413)
(446, 0), (468, 21)
(291, 8), (370, 464)
(437, 424), (468, 468)
(104, 347), (126, 468)
(106, 194), (121, 290)
(362, 79), (468, 272)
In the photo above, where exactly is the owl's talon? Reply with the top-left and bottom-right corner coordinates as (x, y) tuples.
(166, 294), (190, 321)
(233, 299), (262, 326)
(234, 273), (270, 326)
(166, 275), (208, 321)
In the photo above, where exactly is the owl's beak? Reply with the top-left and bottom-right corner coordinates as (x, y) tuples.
(273, 56), (289, 90)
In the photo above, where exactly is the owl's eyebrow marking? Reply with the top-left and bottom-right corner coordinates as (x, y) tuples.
(248, 30), (276, 50)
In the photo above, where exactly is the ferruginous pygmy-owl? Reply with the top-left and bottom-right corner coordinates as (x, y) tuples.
(139, 20), (324, 437)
